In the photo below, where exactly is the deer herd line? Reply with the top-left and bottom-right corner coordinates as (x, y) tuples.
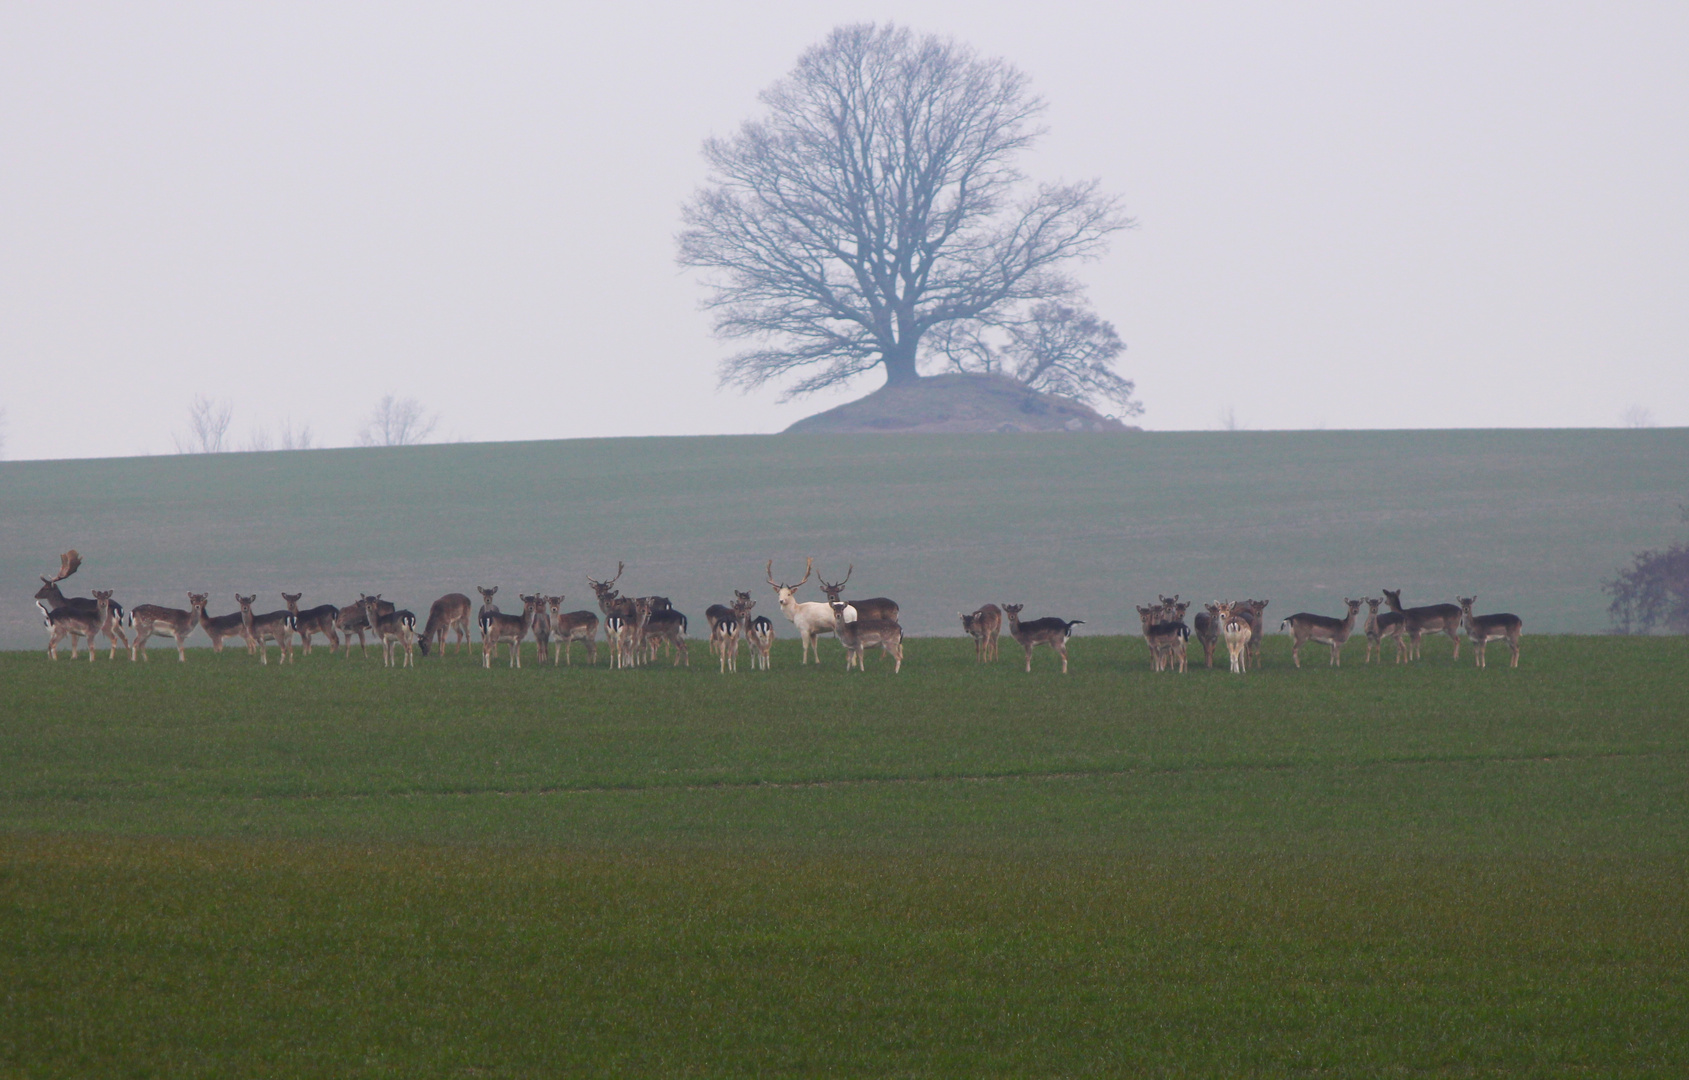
(31, 551), (1525, 673)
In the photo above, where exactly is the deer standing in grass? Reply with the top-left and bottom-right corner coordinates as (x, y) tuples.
(768, 559), (841, 665)
(712, 612), (741, 673)
(1002, 604), (1083, 673)
(588, 564), (639, 668)
(546, 596), (600, 666)
(960, 604), (1002, 662)
(479, 593), (538, 668)
(420, 593), (472, 657)
(236, 595), (296, 665)
(641, 603), (690, 667)
(830, 600), (904, 673)
(1192, 603), (1224, 668)
(1135, 604), (1189, 673)
(1281, 598), (1363, 668)
(35, 551), (126, 658)
(44, 590), (118, 661)
(1220, 601), (1253, 674)
(1382, 589), (1462, 661)
(1458, 597), (1523, 668)
(359, 595), (418, 668)
(1362, 597), (1407, 664)
(127, 593), (209, 661)
(282, 593), (341, 656)
(745, 614), (775, 670)
(816, 566), (900, 624)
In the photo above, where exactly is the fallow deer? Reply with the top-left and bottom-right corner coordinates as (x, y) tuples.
(199, 599), (253, 654)
(281, 593), (341, 656)
(531, 594), (553, 664)
(1002, 604), (1083, 673)
(1192, 603), (1222, 669)
(127, 593), (208, 661)
(641, 604), (690, 667)
(1381, 589), (1462, 661)
(816, 565), (900, 624)
(359, 594), (418, 668)
(480, 593), (537, 668)
(335, 596), (393, 658)
(829, 600), (904, 673)
(1281, 598), (1363, 668)
(1237, 600), (1269, 669)
(960, 603), (1003, 662)
(545, 596), (600, 666)
(706, 590), (754, 648)
(1362, 597), (1407, 664)
(588, 563), (639, 667)
(44, 589), (118, 661)
(34, 550), (125, 656)
(1220, 601), (1253, 674)
(745, 614), (775, 670)
(420, 593), (472, 657)
(711, 612), (741, 673)
(236, 594), (296, 665)
(1458, 596), (1523, 668)
(1135, 604), (1189, 672)
(768, 558), (840, 664)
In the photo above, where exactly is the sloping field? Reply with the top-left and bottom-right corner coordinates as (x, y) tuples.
(2, 427), (1683, 649)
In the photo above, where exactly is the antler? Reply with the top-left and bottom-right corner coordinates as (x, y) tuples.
(52, 550), (81, 583)
(611, 560), (624, 585)
(797, 557), (812, 588)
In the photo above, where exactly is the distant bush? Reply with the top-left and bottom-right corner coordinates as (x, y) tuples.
(1605, 505), (1689, 634)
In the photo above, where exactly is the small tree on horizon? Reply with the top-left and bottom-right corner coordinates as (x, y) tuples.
(173, 395), (233, 454)
(358, 394), (438, 448)
(1604, 503), (1689, 634)
(679, 23), (1130, 402)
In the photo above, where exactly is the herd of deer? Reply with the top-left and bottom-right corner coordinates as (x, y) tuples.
(31, 550), (1523, 672)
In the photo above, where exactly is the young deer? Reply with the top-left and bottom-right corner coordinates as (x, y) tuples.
(768, 558), (841, 664)
(44, 589), (118, 662)
(480, 594), (537, 668)
(829, 600), (904, 673)
(1002, 604), (1083, 674)
(960, 604), (1003, 662)
(1220, 601), (1253, 674)
(420, 593), (472, 657)
(1135, 604), (1189, 673)
(1458, 596), (1523, 668)
(199, 599), (254, 655)
(127, 593), (208, 662)
(236, 594), (296, 665)
(546, 596), (600, 666)
(1362, 598), (1407, 665)
(711, 612), (741, 673)
(281, 593), (341, 656)
(706, 589), (754, 639)
(1381, 589), (1462, 661)
(745, 614), (775, 671)
(530, 594), (553, 664)
(359, 595), (418, 668)
(1281, 598), (1363, 668)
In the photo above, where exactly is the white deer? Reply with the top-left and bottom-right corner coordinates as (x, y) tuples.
(767, 558), (843, 665)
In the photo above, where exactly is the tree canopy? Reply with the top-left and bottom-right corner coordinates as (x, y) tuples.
(679, 23), (1134, 411)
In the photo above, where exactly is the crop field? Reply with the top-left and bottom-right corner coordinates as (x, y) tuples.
(2, 427), (1686, 652)
(3, 632), (1687, 1076)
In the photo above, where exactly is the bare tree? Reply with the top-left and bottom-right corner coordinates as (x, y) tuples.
(1622, 405), (1657, 429)
(278, 419), (314, 451)
(173, 395), (233, 454)
(358, 394), (438, 447)
(679, 23), (1130, 400)
(1219, 407), (1244, 432)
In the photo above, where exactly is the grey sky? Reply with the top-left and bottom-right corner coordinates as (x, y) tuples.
(2, 1), (1685, 461)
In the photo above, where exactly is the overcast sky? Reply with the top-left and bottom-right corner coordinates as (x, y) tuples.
(2, 1), (1684, 461)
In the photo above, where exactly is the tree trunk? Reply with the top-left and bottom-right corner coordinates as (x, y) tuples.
(881, 339), (921, 386)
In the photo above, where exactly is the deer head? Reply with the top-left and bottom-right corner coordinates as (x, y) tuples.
(816, 564), (854, 602)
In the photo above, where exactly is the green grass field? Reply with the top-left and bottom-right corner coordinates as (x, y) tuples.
(3, 635), (1686, 1076)
(3, 428), (1686, 651)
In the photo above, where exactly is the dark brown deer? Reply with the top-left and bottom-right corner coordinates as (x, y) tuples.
(1458, 596), (1523, 668)
(1381, 588), (1462, 661)
(829, 600), (904, 673)
(282, 593), (341, 656)
(1192, 603), (1222, 668)
(546, 596), (600, 666)
(1135, 604), (1188, 672)
(34, 550), (125, 656)
(127, 593), (209, 662)
(642, 603), (690, 667)
(1281, 598), (1363, 668)
(1002, 604), (1083, 673)
(44, 589), (118, 662)
(960, 603), (1002, 662)
(420, 593), (472, 657)
(816, 565), (900, 623)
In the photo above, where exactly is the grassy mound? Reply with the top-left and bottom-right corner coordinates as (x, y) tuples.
(783, 372), (1135, 432)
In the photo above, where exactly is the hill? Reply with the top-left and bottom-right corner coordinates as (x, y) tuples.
(2, 428), (1685, 650)
(783, 373), (1135, 433)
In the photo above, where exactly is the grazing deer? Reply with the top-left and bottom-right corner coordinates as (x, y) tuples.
(127, 593), (209, 662)
(1135, 604), (1189, 672)
(712, 612), (741, 673)
(745, 614), (775, 671)
(829, 600), (904, 673)
(359, 594), (418, 668)
(420, 593), (472, 657)
(1281, 598), (1363, 668)
(1192, 603), (1223, 669)
(236, 594), (296, 665)
(1002, 604), (1083, 674)
(768, 559), (842, 664)
(480, 593), (537, 668)
(1381, 588), (1462, 661)
(816, 565), (900, 624)
(281, 593), (341, 656)
(44, 590), (118, 661)
(1458, 596), (1523, 668)
(1220, 601), (1253, 674)
(546, 596), (600, 666)
(960, 604), (1003, 662)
